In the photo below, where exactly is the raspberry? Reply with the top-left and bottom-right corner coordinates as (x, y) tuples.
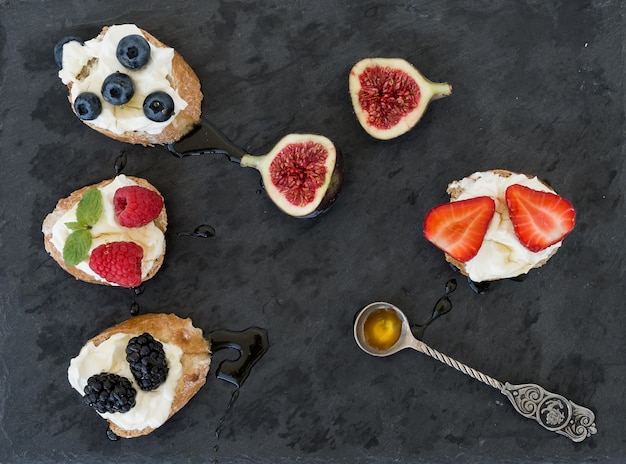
(88, 241), (143, 288)
(114, 185), (163, 228)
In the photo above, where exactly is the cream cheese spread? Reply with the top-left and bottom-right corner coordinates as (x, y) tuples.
(68, 332), (183, 431)
(48, 175), (165, 285)
(448, 171), (561, 282)
(58, 24), (187, 135)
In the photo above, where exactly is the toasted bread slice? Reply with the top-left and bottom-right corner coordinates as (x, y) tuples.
(42, 176), (167, 286)
(61, 25), (202, 145)
(444, 169), (558, 280)
(72, 313), (211, 438)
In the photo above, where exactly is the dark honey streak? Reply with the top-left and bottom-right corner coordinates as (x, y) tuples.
(211, 388), (241, 464)
(444, 278), (457, 294)
(129, 285), (145, 316)
(467, 278), (492, 294)
(167, 119), (247, 163)
(129, 301), (140, 316)
(114, 151), (127, 174)
(207, 328), (268, 464)
(215, 389), (240, 440)
(448, 263), (529, 294)
(411, 278), (456, 340)
(208, 327), (269, 388)
(106, 428), (119, 441)
(176, 224), (216, 239)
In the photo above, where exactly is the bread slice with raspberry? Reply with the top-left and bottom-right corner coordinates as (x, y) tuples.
(42, 175), (167, 287)
(56, 24), (202, 146)
(425, 169), (575, 282)
(68, 313), (211, 438)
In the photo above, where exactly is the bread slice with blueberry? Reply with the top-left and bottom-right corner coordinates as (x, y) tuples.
(55, 24), (202, 146)
(42, 175), (167, 288)
(68, 313), (211, 438)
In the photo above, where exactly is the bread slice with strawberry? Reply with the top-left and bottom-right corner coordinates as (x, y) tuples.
(424, 170), (575, 282)
(68, 313), (211, 438)
(42, 175), (167, 287)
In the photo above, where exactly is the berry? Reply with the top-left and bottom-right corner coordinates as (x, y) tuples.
(126, 333), (169, 391)
(54, 36), (84, 68)
(143, 92), (175, 122)
(101, 72), (135, 105)
(505, 184), (576, 252)
(424, 196), (495, 263)
(114, 186), (164, 228)
(88, 241), (143, 288)
(83, 373), (136, 414)
(73, 92), (102, 120)
(116, 34), (151, 70)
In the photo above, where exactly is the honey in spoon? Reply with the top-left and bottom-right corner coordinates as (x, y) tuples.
(362, 308), (402, 350)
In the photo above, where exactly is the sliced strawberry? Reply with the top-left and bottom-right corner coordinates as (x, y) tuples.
(423, 196), (495, 262)
(505, 184), (576, 252)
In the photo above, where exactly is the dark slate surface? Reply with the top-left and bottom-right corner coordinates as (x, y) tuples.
(1, 1), (624, 463)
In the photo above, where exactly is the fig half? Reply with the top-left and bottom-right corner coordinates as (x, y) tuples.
(240, 134), (343, 218)
(349, 57), (452, 140)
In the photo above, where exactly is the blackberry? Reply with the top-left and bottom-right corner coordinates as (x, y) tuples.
(83, 373), (136, 414)
(126, 333), (169, 391)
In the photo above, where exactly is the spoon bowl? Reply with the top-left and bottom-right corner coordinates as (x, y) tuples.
(354, 302), (418, 357)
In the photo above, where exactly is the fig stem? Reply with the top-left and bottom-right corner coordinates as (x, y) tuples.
(429, 82), (452, 100)
(239, 154), (262, 170)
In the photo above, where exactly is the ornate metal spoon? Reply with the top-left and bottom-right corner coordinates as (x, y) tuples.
(353, 301), (597, 442)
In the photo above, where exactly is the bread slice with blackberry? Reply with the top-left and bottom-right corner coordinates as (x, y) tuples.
(42, 175), (167, 287)
(55, 24), (202, 145)
(68, 313), (211, 438)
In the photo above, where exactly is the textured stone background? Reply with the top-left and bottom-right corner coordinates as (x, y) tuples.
(0, 0), (624, 463)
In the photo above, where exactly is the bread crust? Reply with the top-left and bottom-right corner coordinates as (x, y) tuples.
(42, 176), (167, 286)
(444, 169), (558, 280)
(65, 26), (202, 145)
(84, 313), (211, 438)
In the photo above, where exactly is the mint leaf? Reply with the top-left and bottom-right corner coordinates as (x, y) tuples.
(62, 229), (92, 267)
(76, 188), (103, 227)
(62, 188), (100, 264)
(64, 221), (85, 231)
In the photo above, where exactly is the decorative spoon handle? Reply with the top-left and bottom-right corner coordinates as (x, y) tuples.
(411, 338), (505, 390)
(410, 339), (597, 442)
(501, 382), (597, 442)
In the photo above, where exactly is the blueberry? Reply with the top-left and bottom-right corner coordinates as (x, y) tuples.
(116, 35), (151, 70)
(101, 72), (135, 105)
(143, 91), (175, 122)
(54, 36), (84, 68)
(73, 92), (102, 120)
